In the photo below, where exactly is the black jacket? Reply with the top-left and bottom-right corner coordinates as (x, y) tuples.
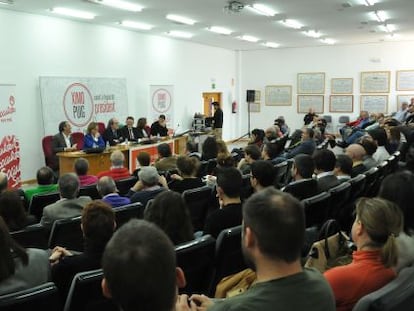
(213, 108), (223, 129)
(282, 179), (319, 201)
(103, 128), (124, 146)
(150, 121), (168, 137)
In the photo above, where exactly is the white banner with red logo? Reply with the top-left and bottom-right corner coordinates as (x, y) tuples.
(149, 85), (174, 130)
(39, 77), (128, 135)
(0, 84), (21, 189)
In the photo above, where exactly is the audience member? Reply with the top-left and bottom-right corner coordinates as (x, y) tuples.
(97, 150), (131, 180)
(144, 191), (193, 245)
(395, 102), (409, 123)
(0, 191), (36, 231)
(250, 160), (275, 192)
(83, 121), (105, 149)
(40, 173), (92, 229)
(216, 139), (230, 157)
(202, 136), (218, 161)
(132, 151), (151, 178)
(313, 149), (340, 192)
(50, 200), (116, 299)
(154, 143), (177, 171)
(216, 154), (235, 170)
(0, 172), (7, 193)
(282, 155), (318, 200)
(212, 102), (223, 140)
(345, 144), (368, 177)
(248, 128), (265, 149)
(128, 166), (167, 206)
(187, 188), (335, 311)
(304, 108), (317, 125)
(368, 128), (390, 164)
(103, 117), (124, 146)
(169, 156), (204, 193)
(324, 198), (402, 311)
(334, 154), (353, 183)
(204, 167), (242, 239)
(359, 137), (378, 170)
(262, 142), (285, 164)
(185, 141), (201, 160)
(283, 128), (316, 159)
(121, 116), (139, 141)
(150, 114), (168, 137)
(274, 117), (289, 135)
(74, 157), (98, 186)
(0, 216), (49, 295)
(51, 121), (77, 170)
(264, 126), (278, 143)
(136, 117), (151, 139)
(101, 219), (186, 311)
(237, 144), (261, 174)
(379, 171), (414, 272)
(24, 166), (58, 202)
(405, 102), (414, 126)
(337, 111), (370, 148)
(385, 126), (401, 154)
(97, 176), (131, 208)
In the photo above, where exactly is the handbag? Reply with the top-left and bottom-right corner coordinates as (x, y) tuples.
(305, 219), (355, 273)
(214, 268), (256, 298)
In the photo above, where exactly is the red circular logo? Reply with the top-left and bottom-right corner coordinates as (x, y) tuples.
(152, 89), (172, 113)
(63, 83), (94, 127)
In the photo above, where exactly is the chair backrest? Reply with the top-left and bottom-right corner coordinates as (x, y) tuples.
(114, 202), (145, 228)
(301, 192), (331, 228)
(197, 160), (209, 177)
(323, 115), (332, 123)
(273, 161), (288, 189)
(10, 223), (48, 249)
(283, 159), (294, 185)
(48, 216), (83, 252)
(386, 155), (398, 174)
(79, 185), (100, 200)
(182, 186), (212, 231)
(338, 116), (350, 124)
(71, 132), (84, 150)
(352, 266), (414, 311)
(42, 135), (54, 168)
(327, 182), (352, 220)
(240, 174), (253, 201)
(349, 174), (367, 202)
(97, 122), (106, 136)
(0, 282), (62, 311)
(115, 177), (137, 196)
(64, 269), (117, 311)
(209, 225), (246, 296)
(29, 191), (60, 222)
(363, 167), (380, 197)
(176, 235), (216, 295)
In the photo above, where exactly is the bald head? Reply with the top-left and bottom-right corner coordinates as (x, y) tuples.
(0, 172), (7, 192)
(345, 144), (366, 162)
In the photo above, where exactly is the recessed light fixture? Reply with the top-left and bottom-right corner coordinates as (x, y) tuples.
(320, 38), (336, 45)
(303, 30), (322, 38)
(0, 0), (13, 5)
(89, 0), (143, 12)
(166, 31), (193, 38)
(121, 20), (153, 30)
(371, 10), (387, 23)
(262, 41), (280, 48)
(380, 24), (396, 33)
(364, 0), (377, 6)
(166, 14), (196, 25)
(279, 19), (303, 30)
(238, 35), (260, 42)
(247, 3), (277, 16)
(207, 26), (233, 35)
(51, 7), (96, 19)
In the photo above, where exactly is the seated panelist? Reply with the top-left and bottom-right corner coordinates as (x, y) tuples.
(84, 122), (105, 149)
(120, 116), (140, 142)
(103, 118), (124, 146)
(51, 121), (78, 170)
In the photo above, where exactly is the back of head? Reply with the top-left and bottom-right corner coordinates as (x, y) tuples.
(176, 156), (199, 177)
(58, 173), (79, 199)
(264, 143), (282, 159)
(359, 137), (377, 156)
(0, 172), (7, 192)
(355, 198), (403, 267)
(138, 166), (160, 187)
(216, 140), (228, 155)
(97, 176), (117, 197)
(369, 128), (387, 146)
(157, 143), (172, 158)
(0, 191), (27, 231)
(202, 137), (218, 160)
(37, 166), (54, 185)
(137, 152), (151, 167)
(243, 188), (305, 263)
(346, 144), (366, 161)
(313, 149), (336, 172)
(102, 219), (176, 311)
(144, 191), (193, 245)
(110, 150), (125, 167)
(379, 171), (414, 234)
(250, 160), (275, 188)
(294, 154), (314, 179)
(335, 154), (353, 176)
(216, 154), (235, 168)
(186, 141), (198, 153)
(74, 157), (89, 176)
(217, 167), (242, 198)
(82, 201), (115, 249)
(305, 128), (315, 139)
(245, 144), (261, 161)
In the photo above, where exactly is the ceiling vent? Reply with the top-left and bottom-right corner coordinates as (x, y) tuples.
(224, 1), (245, 14)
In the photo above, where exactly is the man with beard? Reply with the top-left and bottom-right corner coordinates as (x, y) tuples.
(183, 188), (335, 311)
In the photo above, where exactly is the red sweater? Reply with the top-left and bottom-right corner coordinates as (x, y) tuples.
(97, 168), (131, 181)
(324, 250), (396, 311)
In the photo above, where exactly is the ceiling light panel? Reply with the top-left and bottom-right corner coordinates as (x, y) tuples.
(364, 0), (377, 6)
(263, 41), (280, 48)
(320, 38), (336, 45)
(93, 0), (143, 12)
(279, 19), (303, 29)
(239, 35), (259, 42)
(303, 30), (322, 38)
(166, 14), (196, 25)
(121, 20), (153, 30)
(166, 31), (193, 38)
(370, 10), (387, 22)
(247, 3), (277, 16)
(51, 7), (96, 19)
(207, 26), (233, 35)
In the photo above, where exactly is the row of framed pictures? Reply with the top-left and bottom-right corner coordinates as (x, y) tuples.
(249, 94), (414, 114)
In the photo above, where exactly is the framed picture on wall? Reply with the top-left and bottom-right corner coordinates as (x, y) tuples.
(297, 72), (325, 94)
(265, 85), (292, 106)
(360, 71), (390, 93)
(360, 95), (388, 113)
(331, 78), (353, 94)
(396, 70), (414, 91)
(297, 95), (324, 113)
(397, 94), (414, 110)
(249, 102), (260, 113)
(330, 95), (354, 113)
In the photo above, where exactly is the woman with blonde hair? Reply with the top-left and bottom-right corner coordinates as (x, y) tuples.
(324, 197), (403, 311)
(83, 121), (105, 149)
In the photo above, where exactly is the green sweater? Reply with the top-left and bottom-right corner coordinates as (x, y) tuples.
(24, 184), (58, 202)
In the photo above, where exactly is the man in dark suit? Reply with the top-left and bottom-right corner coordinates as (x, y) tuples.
(120, 116), (139, 141)
(283, 128), (316, 159)
(103, 117), (124, 146)
(150, 114), (168, 137)
(313, 149), (340, 192)
(282, 154), (318, 200)
(212, 102), (223, 140)
(51, 121), (77, 171)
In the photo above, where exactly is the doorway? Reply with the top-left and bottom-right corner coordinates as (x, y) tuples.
(202, 92), (222, 116)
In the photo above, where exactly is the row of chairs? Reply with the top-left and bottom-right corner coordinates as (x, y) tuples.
(1, 225), (245, 311)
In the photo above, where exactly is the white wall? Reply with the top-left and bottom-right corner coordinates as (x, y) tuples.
(239, 41), (414, 133)
(0, 9), (237, 180)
